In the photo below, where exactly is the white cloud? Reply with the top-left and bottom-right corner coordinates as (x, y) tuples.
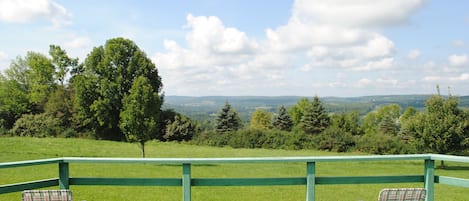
(448, 54), (468, 66)
(423, 76), (440, 82)
(293, 0), (425, 28)
(64, 36), (92, 49)
(185, 14), (257, 54)
(154, 0), (426, 95)
(451, 73), (469, 81)
(267, 0), (424, 72)
(407, 49), (421, 60)
(352, 58), (394, 71)
(0, 0), (71, 27)
(154, 14), (296, 95)
(356, 78), (373, 87)
(424, 74), (469, 82)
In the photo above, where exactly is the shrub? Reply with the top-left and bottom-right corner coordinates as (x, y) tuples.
(356, 133), (415, 154)
(228, 129), (265, 148)
(192, 128), (315, 150)
(9, 113), (62, 137)
(191, 131), (231, 147)
(314, 127), (355, 152)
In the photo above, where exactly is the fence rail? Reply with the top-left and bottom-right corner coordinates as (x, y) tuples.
(1, 154), (469, 201)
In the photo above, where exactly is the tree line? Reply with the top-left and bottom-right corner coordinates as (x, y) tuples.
(195, 91), (469, 157)
(0, 38), (196, 157)
(1, 37), (468, 158)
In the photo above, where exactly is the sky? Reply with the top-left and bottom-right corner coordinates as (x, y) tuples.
(0, 0), (468, 97)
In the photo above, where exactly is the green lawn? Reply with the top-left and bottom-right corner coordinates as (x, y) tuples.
(1, 137), (468, 201)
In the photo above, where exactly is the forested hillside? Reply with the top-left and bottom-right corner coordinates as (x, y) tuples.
(1, 38), (468, 157)
(164, 95), (469, 121)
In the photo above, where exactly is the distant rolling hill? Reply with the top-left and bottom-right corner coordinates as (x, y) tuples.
(163, 95), (469, 122)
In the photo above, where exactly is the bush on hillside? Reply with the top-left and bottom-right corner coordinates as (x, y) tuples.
(356, 133), (415, 154)
(191, 131), (232, 147)
(9, 113), (62, 137)
(313, 127), (355, 152)
(192, 129), (315, 150)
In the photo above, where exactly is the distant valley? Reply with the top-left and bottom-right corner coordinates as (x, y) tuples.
(163, 95), (469, 122)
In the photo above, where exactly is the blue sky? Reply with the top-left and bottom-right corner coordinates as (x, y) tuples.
(0, 0), (468, 97)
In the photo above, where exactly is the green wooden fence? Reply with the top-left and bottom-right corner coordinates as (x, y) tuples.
(1, 154), (469, 201)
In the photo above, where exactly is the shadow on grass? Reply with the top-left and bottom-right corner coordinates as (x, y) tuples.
(436, 165), (469, 171)
(153, 164), (219, 167)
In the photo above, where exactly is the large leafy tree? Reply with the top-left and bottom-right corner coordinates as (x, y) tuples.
(119, 76), (162, 158)
(74, 38), (162, 140)
(0, 59), (31, 129)
(300, 96), (330, 134)
(331, 111), (362, 136)
(272, 105), (294, 131)
(49, 45), (78, 88)
(216, 102), (241, 133)
(362, 104), (402, 136)
(407, 95), (469, 158)
(26, 52), (55, 109)
(250, 109), (272, 130)
(45, 45), (78, 126)
(0, 52), (55, 129)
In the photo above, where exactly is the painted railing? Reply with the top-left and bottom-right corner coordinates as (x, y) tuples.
(1, 154), (469, 201)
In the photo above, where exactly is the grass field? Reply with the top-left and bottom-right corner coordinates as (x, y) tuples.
(1, 137), (468, 201)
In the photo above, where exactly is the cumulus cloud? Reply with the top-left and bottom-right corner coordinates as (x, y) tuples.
(352, 57), (394, 71)
(448, 54), (468, 66)
(424, 74), (469, 82)
(356, 78), (373, 87)
(0, 0), (71, 27)
(292, 0), (425, 28)
(154, 14), (287, 95)
(185, 14), (257, 54)
(452, 73), (469, 81)
(154, 0), (425, 95)
(268, 0), (424, 72)
(64, 36), (92, 49)
(407, 49), (421, 60)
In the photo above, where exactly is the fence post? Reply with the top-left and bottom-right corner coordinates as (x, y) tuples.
(182, 163), (191, 201)
(424, 159), (434, 201)
(306, 162), (315, 201)
(59, 162), (69, 189)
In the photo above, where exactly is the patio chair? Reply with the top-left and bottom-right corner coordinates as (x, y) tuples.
(378, 188), (426, 201)
(22, 190), (73, 201)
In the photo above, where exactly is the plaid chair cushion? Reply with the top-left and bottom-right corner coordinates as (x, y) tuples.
(378, 188), (426, 201)
(22, 190), (73, 201)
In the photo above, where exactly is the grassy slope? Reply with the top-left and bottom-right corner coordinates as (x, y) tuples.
(1, 137), (468, 201)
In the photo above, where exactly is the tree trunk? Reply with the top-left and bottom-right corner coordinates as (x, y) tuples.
(141, 142), (145, 158)
(440, 160), (445, 169)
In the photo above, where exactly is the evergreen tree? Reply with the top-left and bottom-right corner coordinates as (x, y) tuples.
(300, 96), (330, 134)
(379, 115), (398, 135)
(216, 102), (241, 133)
(272, 105), (293, 131)
(164, 114), (197, 141)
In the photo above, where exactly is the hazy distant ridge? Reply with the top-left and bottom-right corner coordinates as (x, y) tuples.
(163, 95), (469, 121)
